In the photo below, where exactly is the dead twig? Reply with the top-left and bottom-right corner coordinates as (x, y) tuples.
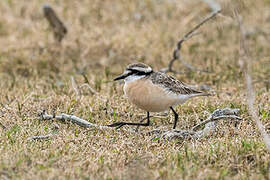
(43, 4), (67, 42)
(39, 110), (109, 129)
(71, 76), (97, 97)
(235, 11), (270, 152)
(37, 108), (240, 142)
(71, 76), (81, 97)
(81, 73), (90, 85)
(80, 73), (97, 94)
(79, 84), (97, 95)
(148, 108), (241, 141)
(27, 134), (53, 141)
(192, 108), (241, 131)
(161, 10), (221, 74)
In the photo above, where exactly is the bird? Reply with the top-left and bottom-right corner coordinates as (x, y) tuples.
(108, 63), (210, 129)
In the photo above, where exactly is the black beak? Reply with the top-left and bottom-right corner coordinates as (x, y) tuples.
(114, 73), (129, 81)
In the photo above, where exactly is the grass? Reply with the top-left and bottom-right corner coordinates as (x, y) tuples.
(0, 0), (270, 179)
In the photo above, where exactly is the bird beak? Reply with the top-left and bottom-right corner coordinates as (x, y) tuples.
(114, 72), (129, 81)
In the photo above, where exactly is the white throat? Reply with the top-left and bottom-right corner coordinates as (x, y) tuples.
(124, 74), (145, 83)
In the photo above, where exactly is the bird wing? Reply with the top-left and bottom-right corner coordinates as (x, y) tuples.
(150, 72), (203, 95)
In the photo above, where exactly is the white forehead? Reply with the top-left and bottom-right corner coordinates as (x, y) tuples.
(129, 66), (152, 73)
(127, 63), (153, 73)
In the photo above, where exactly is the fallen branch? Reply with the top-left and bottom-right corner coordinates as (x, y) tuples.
(148, 108), (241, 141)
(236, 11), (270, 151)
(39, 110), (109, 129)
(27, 134), (53, 140)
(161, 10), (221, 74)
(37, 108), (241, 141)
(43, 4), (67, 42)
(191, 108), (241, 131)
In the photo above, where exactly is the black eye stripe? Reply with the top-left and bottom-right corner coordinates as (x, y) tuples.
(127, 68), (137, 72)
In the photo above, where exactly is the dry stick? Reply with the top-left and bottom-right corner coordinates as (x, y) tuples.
(191, 108), (241, 131)
(71, 76), (97, 96)
(27, 134), (53, 141)
(81, 73), (90, 85)
(80, 73), (97, 95)
(43, 4), (67, 42)
(148, 108), (241, 140)
(161, 10), (221, 74)
(236, 11), (270, 151)
(39, 110), (109, 129)
(80, 84), (97, 95)
(71, 76), (80, 97)
(36, 108), (240, 141)
(192, 115), (241, 131)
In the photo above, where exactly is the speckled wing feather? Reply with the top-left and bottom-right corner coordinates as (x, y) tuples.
(150, 72), (203, 95)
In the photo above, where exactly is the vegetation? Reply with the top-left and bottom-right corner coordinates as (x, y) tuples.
(0, 0), (269, 179)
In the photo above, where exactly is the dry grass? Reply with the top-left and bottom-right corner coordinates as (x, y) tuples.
(0, 0), (270, 179)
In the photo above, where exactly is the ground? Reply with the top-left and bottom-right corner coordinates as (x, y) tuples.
(0, 0), (270, 179)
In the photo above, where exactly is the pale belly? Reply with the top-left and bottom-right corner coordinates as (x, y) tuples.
(124, 79), (182, 112)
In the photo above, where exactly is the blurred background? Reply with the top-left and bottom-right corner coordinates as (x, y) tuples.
(0, 0), (269, 86)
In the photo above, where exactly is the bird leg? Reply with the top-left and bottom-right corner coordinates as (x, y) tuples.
(170, 107), (178, 129)
(135, 115), (150, 132)
(108, 112), (150, 129)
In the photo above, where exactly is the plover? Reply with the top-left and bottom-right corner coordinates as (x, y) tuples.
(109, 63), (210, 129)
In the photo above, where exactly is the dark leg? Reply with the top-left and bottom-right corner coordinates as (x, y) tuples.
(108, 112), (150, 129)
(170, 107), (178, 129)
(135, 115), (151, 132)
